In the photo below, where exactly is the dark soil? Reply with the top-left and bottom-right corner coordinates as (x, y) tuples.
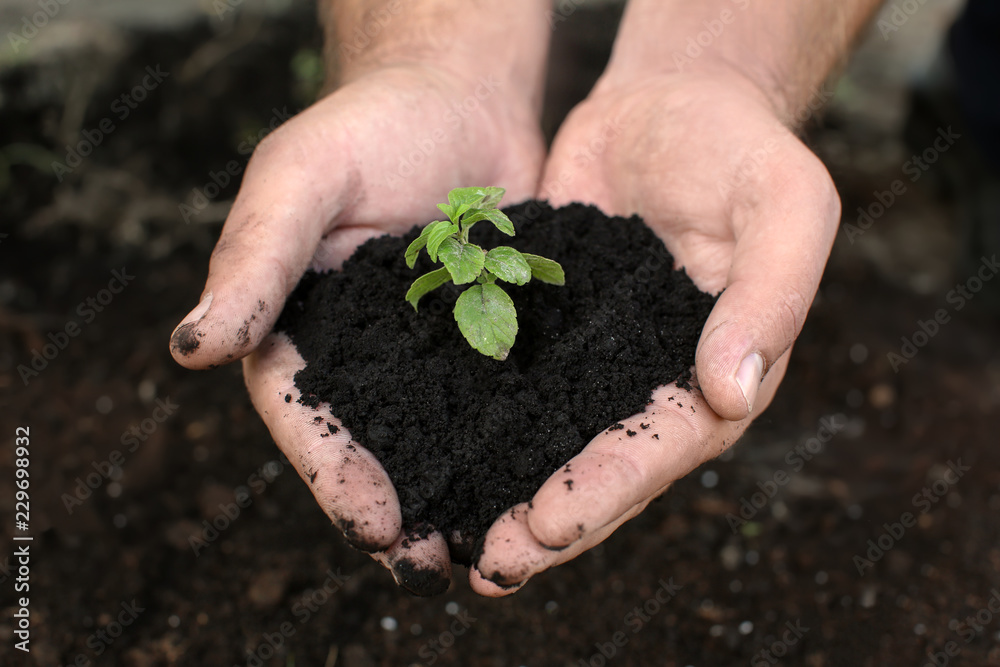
(277, 203), (717, 543)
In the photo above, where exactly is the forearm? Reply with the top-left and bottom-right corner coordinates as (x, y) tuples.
(320, 0), (550, 109)
(600, 0), (883, 123)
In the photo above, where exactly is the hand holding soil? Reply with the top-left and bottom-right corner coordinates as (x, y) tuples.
(169, 57), (547, 595)
(471, 70), (843, 596)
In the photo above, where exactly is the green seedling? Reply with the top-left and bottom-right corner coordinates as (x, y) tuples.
(405, 186), (565, 360)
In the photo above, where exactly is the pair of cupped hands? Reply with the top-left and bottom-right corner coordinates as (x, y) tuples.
(169, 58), (840, 596)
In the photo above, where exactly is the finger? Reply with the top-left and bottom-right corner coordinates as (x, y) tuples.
(169, 107), (361, 369)
(470, 500), (648, 597)
(513, 359), (785, 556)
(695, 146), (840, 420)
(369, 529), (452, 597)
(242, 332), (402, 551)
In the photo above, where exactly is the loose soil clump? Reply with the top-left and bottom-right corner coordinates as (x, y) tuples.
(277, 201), (716, 545)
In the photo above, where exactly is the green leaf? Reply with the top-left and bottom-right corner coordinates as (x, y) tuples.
(437, 238), (485, 285)
(522, 253), (565, 285)
(461, 207), (515, 236)
(453, 284), (518, 360)
(405, 222), (440, 269)
(436, 202), (457, 223)
(405, 267), (452, 310)
(448, 186), (505, 210)
(426, 221), (460, 262)
(484, 246), (531, 286)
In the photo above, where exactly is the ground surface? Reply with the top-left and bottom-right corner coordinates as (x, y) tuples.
(2, 1), (999, 666)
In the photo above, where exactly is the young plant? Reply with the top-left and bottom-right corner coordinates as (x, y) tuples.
(404, 186), (565, 360)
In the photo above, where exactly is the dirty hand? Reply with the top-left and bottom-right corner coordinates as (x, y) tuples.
(471, 68), (841, 595)
(168, 51), (546, 594)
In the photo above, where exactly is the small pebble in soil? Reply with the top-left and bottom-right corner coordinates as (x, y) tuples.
(738, 621), (754, 635)
(700, 470), (719, 489)
(380, 616), (398, 631)
(445, 601), (459, 615)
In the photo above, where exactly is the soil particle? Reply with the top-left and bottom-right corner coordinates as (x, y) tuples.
(564, 479), (574, 491)
(284, 393), (291, 402)
(170, 322), (201, 355)
(626, 429), (636, 437)
(277, 202), (716, 543)
(391, 560), (450, 597)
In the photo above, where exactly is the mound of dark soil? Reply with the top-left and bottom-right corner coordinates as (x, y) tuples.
(276, 201), (716, 545)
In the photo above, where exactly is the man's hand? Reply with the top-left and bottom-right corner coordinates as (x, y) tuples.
(169, 0), (551, 595)
(468, 0), (876, 592)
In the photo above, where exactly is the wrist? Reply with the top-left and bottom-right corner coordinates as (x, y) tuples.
(320, 0), (549, 112)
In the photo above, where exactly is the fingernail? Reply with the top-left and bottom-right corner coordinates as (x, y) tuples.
(735, 352), (764, 413)
(178, 292), (213, 328)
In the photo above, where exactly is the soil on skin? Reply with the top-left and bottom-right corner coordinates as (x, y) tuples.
(277, 202), (717, 543)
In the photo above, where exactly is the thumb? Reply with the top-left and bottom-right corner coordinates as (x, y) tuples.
(169, 114), (350, 369)
(695, 152), (840, 420)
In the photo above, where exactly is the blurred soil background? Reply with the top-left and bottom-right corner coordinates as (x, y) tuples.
(1, 0), (999, 665)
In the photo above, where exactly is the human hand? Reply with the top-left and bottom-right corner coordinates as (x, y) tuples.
(169, 49), (547, 593)
(471, 68), (841, 595)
